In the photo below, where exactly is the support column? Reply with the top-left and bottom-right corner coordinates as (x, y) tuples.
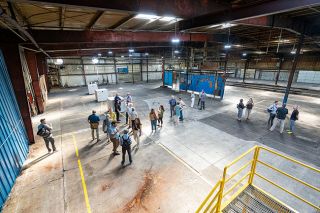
(161, 58), (165, 87)
(140, 58), (143, 81)
(113, 57), (118, 84)
(275, 58), (284, 85)
(146, 56), (149, 83)
(243, 59), (250, 83)
(283, 34), (304, 105)
(1, 44), (34, 144)
(131, 57), (134, 84)
(36, 53), (50, 92)
(203, 41), (207, 64)
(25, 50), (45, 113)
(80, 57), (87, 85)
(224, 52), (229, 75)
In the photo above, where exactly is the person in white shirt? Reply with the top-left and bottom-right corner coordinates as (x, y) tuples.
(267, 101), (278, 127)
(178, 98), (186, 121)
(126, 103), (133, 125)
(190, 91), (195, 108)
(129, 107), (138, 129)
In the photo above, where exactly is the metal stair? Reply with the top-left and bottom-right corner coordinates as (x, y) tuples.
(223, 186), (295, 213)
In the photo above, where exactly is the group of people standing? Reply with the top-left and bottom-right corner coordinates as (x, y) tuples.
(236, 98), (300, 135)
(267, 101), (299, 134)
(87, 93), (142, 166)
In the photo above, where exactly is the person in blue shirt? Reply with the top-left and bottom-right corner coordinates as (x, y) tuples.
(88, 110), (100, 141)
(109, 121), (120, 155)
(169, 95), (177, 117)
(120, 129), (132, 165)
(37, 118), (56, 153)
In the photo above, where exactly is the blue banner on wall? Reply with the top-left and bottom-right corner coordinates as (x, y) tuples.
(117, 66), (128, 73)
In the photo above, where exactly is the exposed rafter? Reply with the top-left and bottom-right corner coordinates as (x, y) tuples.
(108, 14), (135, 30)
(179, 0), (320, 31)
(59, 7), (65, 30)
(86, 10), (104, 30)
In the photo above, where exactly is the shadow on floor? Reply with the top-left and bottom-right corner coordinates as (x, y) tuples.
(22, 153), (52, 170)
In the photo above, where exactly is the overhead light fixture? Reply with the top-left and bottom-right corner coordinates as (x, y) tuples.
(128, 48), (134, 53)
(92, 58), (99, 64)
(174, 50), (179, 54)
(178, 57), (181, 59)
(224, 44), (231, 49)
(242, 53), (247, 56)
(129, 54), (133, 57)
(97, 53), (102, 57)
(55, 58), (63, 65)
(172, 38), (180, 43)
(159, 16), (176, 22)
(290, 49), (296, 54)
(145, 53), (149, 56)
(221, 23), (236, 29)
(108, 51), (113, 55)
(121, 55), (124, 58)
(135, 14), (160, 20)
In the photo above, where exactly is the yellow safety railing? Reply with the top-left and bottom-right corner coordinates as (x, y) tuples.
(196, 146), (320, 213)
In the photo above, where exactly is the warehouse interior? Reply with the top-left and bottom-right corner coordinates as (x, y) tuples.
(0, 0), (320, 212)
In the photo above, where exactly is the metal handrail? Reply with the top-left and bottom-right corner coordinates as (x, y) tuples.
(196, 146), (320, 212)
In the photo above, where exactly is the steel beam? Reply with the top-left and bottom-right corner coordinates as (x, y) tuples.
(109, 14), (135, 30)
(86, 10), (104, 30)
(275, 58), (284, 85)
(29, 30), (209, 43)
(242, 58), (250, 83)
(1, 44), (35, 143)
(16, 0), (229, 19)
(179, 0), (320, 31)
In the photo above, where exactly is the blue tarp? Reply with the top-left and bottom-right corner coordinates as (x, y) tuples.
(164, 71), (173, 86)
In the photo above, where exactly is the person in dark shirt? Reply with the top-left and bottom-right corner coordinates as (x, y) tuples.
(237, 99), (245, 121)
(114, 94), (122, 122)
(245, 98), (254, 120)
(88, 110), (100, 141)
(288, 106), (299, 135)
(269, 103), (288, 133)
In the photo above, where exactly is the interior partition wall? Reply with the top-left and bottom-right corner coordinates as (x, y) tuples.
(0, 50), (29, 209)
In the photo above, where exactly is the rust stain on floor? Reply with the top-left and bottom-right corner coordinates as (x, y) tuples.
(101, 182), (113, 192)
(121, 171), (156, 212)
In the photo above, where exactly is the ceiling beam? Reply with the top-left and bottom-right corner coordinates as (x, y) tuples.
(7, 2), (31, 29)
(25, 30), (210, 44)
(108, 14), (135, 30)
(178, 0), (320, 31)
(86, 10), (104, 30)
(12, 0), (229, 19)
(7, 2), (17, 21)
(59, 7), (65, 30)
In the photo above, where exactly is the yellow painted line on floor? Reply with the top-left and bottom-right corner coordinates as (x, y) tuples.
(72, 134), (92, 213)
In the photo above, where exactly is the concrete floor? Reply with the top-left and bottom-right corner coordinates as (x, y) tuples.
(3, 81), (320, 213)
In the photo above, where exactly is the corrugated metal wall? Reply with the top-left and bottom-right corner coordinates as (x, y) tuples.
(0, 50), (29, 210)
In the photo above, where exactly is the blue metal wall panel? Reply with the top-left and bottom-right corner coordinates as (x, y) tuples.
(0, 50), (29, 210)
(164, 71), (173, 86)
(189, 74), (215, 94)
(179, 73), (188, 90)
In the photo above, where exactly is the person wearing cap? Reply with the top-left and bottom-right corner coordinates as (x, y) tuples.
(114, 93), (121, 122)
(199, 90), (206, 110)
(120, 129), (132, 165)
(37, 118), (56, 153)
(288, 105), (299, 135)
(88, 110), (101, 141)
(109, 121), (120, 155)
(270, 103), (288, 133)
